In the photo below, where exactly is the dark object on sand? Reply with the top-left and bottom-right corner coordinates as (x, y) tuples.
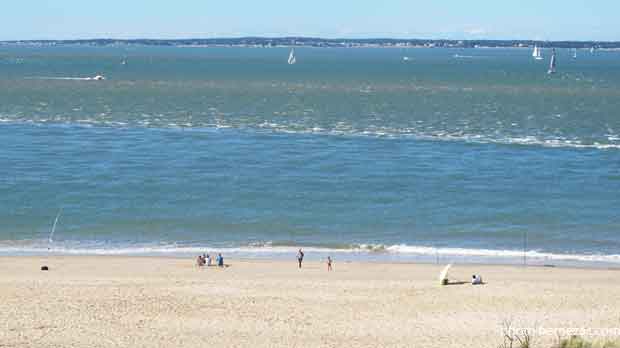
(41, 266), (49, 271)
(297, 249), (304, 268)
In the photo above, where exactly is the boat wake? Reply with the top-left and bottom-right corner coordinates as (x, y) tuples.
(25, 76), (105, 81)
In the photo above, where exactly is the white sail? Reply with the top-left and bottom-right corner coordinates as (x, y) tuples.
(547, 48), (557, 74)
(287, 48), (296, 65)
(573, 48), (577, 59)
(532, 45), (543, 60)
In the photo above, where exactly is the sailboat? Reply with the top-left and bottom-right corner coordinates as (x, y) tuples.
(532, 45), (543, 60)
(287, 48), (296, 65)
(572, 48), (577, 59)
(547, 48), (557, 74)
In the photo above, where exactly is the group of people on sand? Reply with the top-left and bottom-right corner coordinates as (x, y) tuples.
(196, 253), (224, 268)
(196, 248), (333, 271)
(297, 248), (333, 271)
(196, 249), (484, 281)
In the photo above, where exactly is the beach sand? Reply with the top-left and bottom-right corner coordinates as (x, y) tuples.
(1, 256), (619, 347)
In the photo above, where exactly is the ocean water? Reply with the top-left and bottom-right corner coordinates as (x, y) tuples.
(1, 45), (619, 266)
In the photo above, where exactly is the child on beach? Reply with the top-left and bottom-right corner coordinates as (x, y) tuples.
(297, 249), (304, 268)
(206, 254), (212, 266)
(216, 253), (224, 267)
(327, 256), (332, 271)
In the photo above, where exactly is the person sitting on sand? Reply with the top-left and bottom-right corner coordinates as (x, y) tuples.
(327, 256), (332, 271)
(216, 253), (224, 267)
(196, 255), (205, 267)
(297, 249), (304, 269)
(472, 274), (482, 285)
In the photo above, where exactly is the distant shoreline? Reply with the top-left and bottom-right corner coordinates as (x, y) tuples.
(2, 37), (619, 49)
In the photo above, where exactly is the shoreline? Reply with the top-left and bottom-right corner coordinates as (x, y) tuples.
(4, 254), (620, 271)
(3, 246), (620, 270)
(3, 39), (619, 49)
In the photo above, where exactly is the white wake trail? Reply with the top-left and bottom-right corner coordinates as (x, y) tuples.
(25, 77), (99, 81)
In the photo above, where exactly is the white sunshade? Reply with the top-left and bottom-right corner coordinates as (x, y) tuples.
(439, 264), (452, 282)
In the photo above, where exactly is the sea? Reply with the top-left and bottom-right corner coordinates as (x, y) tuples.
(1, 45), (619, 266)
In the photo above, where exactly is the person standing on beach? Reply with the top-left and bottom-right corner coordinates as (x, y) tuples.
(327, 256), (332, 271)
(297, 248), (304, 269)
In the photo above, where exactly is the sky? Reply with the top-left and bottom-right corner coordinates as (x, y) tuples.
(1, 0), (619, 41)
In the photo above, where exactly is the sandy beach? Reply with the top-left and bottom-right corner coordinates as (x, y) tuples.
(1, 256), (619, 347)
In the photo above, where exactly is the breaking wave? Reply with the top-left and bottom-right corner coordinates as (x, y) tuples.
(1, 240), (619, 266)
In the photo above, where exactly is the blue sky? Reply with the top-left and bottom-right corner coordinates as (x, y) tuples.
(2, 0), (618, 41)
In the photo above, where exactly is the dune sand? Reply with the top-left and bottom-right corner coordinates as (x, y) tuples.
(1, 256), (619, 347)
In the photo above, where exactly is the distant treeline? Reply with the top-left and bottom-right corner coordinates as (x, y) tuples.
(2, 37), (619, 49)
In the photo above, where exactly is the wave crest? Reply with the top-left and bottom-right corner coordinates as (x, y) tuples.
(1, 241), (619, 265)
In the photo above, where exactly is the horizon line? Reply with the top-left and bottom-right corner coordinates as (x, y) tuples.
(1, 36), (618, 44)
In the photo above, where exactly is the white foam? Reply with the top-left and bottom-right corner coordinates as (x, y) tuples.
(382, 244), (620, 263)
(1, 241), (619, 265)
(1, 115), (619, 150)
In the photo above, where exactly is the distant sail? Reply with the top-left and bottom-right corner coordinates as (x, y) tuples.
(532, 45), (543, 60)
(287, 48), (296, 65)
(547, 48), (557, 74)
(573, 48), (577, 59)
